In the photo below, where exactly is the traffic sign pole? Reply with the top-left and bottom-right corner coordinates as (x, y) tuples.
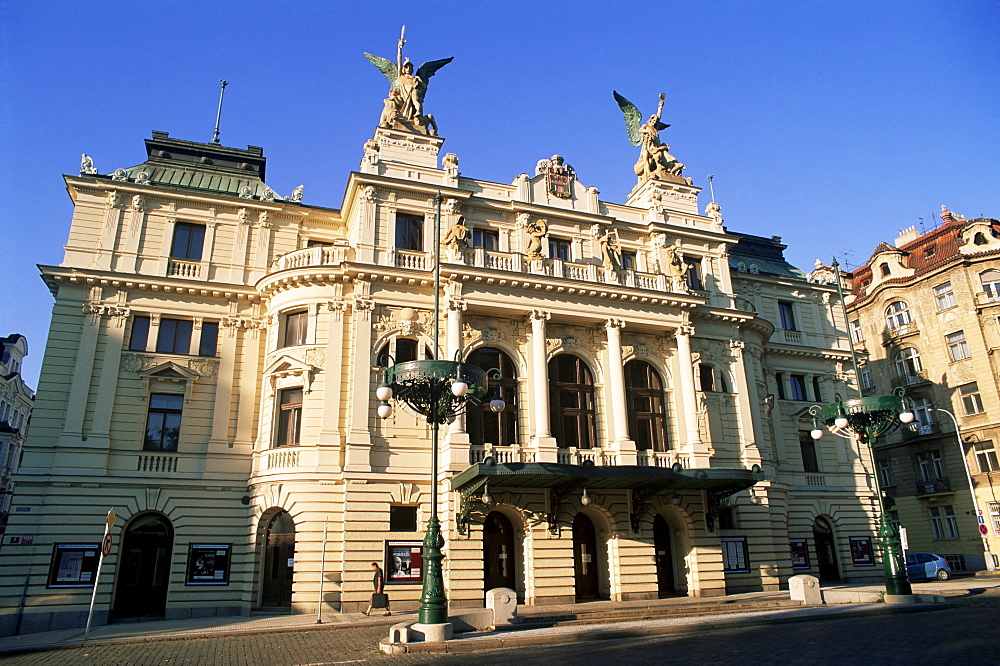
(84, 509), (115, 641)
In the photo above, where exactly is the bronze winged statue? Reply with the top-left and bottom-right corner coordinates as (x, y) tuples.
(365, 26), (453, 136)
(613, 91), (686, 184)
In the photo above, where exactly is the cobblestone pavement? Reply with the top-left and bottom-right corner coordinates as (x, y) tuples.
(3, 601), (999, 665)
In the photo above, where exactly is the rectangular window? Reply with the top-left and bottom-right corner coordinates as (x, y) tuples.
(790, 539), (809, 569)
(934, 282), (957, 310)
(812, 377), (822, 403)
(156, 318), (193, 354)
(960, 383), (985, 415)
(789, 374), (808, 401)
(975, 440), (999, 473)
(47, 544), (100, 588)
(170, 222), (206, 260)
(282, 311), (308, 348)
(947, 331), (970, 361)
(199, 321), (219, 357)
(685, 257), (703, 290)
(275, 388), (303, 447)
(144, 393), (183, 451)
(859, 363), (874, 390)
(929, 506), (959, 539)
(799, 431), (820, 473)
(849, 319), (863, 343)
(716, 506), (736, 530)
(394, 213), (424, 251)
(389, 506), (418, 532)
(129, 315), (150, 351)
(778, 301), (797, 330)
(721, 538), (749, 572)
(775, 372), (786, 400)
(990, 502), (1000, 536)
(917, 450), (946, 481)
(621, 251), (637, 271)
(944, 554), (966, 571)
(878, 458), (894, 487)
(471, 228), (498, 251)
(549, 237), (571, 261)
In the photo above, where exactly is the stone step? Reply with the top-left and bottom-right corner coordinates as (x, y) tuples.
(512, 598), (802, 627)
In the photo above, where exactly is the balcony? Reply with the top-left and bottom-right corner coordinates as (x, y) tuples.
(914, 478), (952, 496)
(882, 322), (919, 344)
(975, 291), (1000, 307)
(268, 245), (349, 273)
(779, 329), (804, 345)
(469, 444), (535, 465)
(891, 370), (930, 389)
(901, 421), (942, 439)
(166, 258), (203, 279)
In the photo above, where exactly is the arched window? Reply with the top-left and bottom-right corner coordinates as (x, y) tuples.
(549, 354), (596, 449)
(884, 301), (911, 330)
(894, 347), (923, 377)
(880, 262), (890, 277)
(698, 363), (729, 393)
(625, 360), (668, 452)
(375, 337), (432, 366)
(467, 347), (518, 447)
(974, 232), (989, 246)
(980, 269), (1000, 300)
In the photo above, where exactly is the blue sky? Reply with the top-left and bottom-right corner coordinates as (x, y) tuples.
(2, 1), (997, 388)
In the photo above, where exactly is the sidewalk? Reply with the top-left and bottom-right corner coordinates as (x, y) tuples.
(2, 577), (997, 657)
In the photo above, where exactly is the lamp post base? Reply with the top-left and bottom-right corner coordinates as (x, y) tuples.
(418, 515), (448, 625)
(878, 514), (912, 597)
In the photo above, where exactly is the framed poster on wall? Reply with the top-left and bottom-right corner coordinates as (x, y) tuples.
(385, 541), (423, 584)
(185, 543), (232, 585)
(790, 538), (810, 569)
(47, 544), (100, 587)
(850, 536), (875, 566)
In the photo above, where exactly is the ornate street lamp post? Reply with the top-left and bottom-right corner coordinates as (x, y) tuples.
(375, 193), (502, 627)
(809, 389), (915, 596)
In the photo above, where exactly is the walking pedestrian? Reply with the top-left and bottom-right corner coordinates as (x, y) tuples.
(363, 561), (390, 616)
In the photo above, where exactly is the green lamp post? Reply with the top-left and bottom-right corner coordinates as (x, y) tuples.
(809, 388), (914, 596)
(375, 193), (501, 626)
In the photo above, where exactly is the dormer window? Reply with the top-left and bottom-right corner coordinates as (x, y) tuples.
(924, 245), (936, 258)
(975, 232), (989, 246)
(879, 262), (891, 277)
(736, 262), (747, 272)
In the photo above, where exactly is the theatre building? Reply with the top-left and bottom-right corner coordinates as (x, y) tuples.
(1, 61), (882, 634)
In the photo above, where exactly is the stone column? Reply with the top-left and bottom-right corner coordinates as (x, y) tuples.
(345, 295), (375, 471)
(318, 301), (346, 455)
(251, 212), (273, 283)
(529, 310), (557, 462)
(675, 325), (703, 452)
(230, 208), (252, 284)
(604, 319), (636, 464)
(208, 318), (241, 453)
(729, 340), (762, 467)
(123, 195), (146, 273)
(59, 294), (102, 448)
(234, 321), (263, 453)
(86, 304), (129, 455)
(444, 297), (471, 469)
(96, 192), (123, 271)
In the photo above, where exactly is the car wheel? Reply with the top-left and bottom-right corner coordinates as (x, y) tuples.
(936, 569), (950, 581)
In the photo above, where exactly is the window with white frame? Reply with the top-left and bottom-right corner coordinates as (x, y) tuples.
(849, 319), (863, 343)
(395, 212), (424, 251)
(946, 331), (971, 362)
(910, 397), (935, 433)
(548, 237), (571, 261)
(990, 502), (1000, 536)
(981, 269), (1000, 301)
(156, 318), (193, 354)
(885, 301), (911, 330)
(859, 363), (874, 390)
(274, 387), (303, 447)
(877, 458), (894, 487)
(929, 505), (959, 540)
(144, 393), (183, 451)
(934, 282), (957, 310)
(975, 440), (999, 473)
(282, 310), (308, 348)
(917, 449), (946, 482)
(789, 374), (808, 401)
(960, 383), (985, 415)
(894, 347), (922, 377)
(778, 301), (797, 331)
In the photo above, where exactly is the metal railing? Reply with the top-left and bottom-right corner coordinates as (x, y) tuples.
(915, 478), (952, 495)
(137, 455), (178, 473)
(891, 370), (930, 388)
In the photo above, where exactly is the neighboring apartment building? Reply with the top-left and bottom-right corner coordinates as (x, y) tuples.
(1, 61), (880, 635)
(0, 334), (35, 537)
(838, 208), (1000, 572)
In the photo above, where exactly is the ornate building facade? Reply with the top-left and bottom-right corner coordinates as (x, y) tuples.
(838, 209), (1000, 572)
(1, 46), (881, 635)
(0, 334), (34, 539)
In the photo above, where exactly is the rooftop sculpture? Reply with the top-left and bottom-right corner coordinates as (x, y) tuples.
(614, 91), (687, 186)
(365, 26), (453, 136)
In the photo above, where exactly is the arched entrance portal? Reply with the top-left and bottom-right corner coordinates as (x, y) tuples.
(813, 517), (841, 583)
(483, 512), (516, 593)
(261, 511), (295, 608)
(112, 513), (173, 620)
(653, 514), (676, 596)
(573, 513), (601, 600)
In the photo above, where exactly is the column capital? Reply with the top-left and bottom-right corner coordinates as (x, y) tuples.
(447, 297), (467, 313)
(677, 324), (695, 337)
(605, 318), (626, 331)
(529, 310), (551, 322)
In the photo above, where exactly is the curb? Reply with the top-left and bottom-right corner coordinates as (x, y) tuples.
(380, 602), (955, 654)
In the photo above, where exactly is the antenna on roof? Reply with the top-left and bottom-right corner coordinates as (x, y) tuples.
(212, 80), (228, 144)
(917, 217), (925, 234)
(706, 174), (716, 203)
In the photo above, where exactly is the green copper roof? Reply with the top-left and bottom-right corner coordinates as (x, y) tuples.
(103, 131), (287, 202)
(729, 231), (807, 279)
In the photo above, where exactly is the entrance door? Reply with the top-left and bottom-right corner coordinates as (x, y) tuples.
(483, 512), (516, 592)
(573, 513), (600, 600)
(112, 513), (173, 620)
(261, 511), (295, 607)
(653, 514), (676, 596)
(813, 517), (841, 583)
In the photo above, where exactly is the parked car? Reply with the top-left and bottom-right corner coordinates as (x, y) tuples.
(905, 552), (951, 581)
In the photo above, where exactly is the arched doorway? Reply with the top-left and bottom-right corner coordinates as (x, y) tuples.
(112, 513), (173, 620)
(653, 514), (676, 596)
(573, 513), (601, 600)
(813, 517), (841, 583)
(261, 511), (295, 608)
(483, 512), (516, 592)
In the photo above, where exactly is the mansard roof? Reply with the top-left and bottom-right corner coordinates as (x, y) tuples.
(728, 232), (807, 279)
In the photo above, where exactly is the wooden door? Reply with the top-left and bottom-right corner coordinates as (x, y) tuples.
(112, 514), (173, 620)
(813, 517), (841, 583)
(573, 513), (600, 600)
(261, 512), (295, 607)
(653, 514), (676, 596)
(483, 512), (516, 592)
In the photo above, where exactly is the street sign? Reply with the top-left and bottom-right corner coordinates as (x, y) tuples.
(107, 508), (116, 529)
(900, 527), (909, 550)
(101, 532), (113, 557)
(980, 524), (989, 536)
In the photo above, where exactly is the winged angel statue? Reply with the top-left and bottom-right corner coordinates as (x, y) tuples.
(613, 91), (686, 184)
(365, 27), (453, 137)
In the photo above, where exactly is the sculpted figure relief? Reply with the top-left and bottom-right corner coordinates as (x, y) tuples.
(664, 244), (688, 289)
(613, 91), (687, 185)
(443, 215), (470, 251)
(594, 225), (622, 271)
(524, 219), (548, 261)
(365, 26), (453, 137)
